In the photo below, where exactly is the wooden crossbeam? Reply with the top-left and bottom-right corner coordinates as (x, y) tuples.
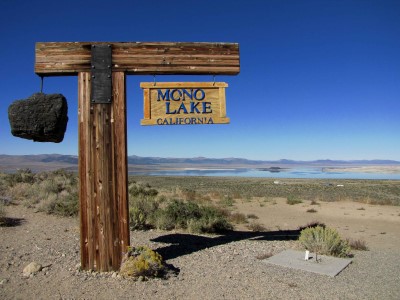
(35, 42), (240, 75)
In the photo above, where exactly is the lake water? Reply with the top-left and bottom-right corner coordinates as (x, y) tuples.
(129, 167), (400, 180)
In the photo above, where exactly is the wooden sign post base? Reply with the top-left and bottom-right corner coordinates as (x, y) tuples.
(78, 72), (129, 271)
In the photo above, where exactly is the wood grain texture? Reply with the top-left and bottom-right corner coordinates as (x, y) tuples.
(35, 42), (240, 75)
(112, 72), (130, 259)
(78, 72), (129, 272)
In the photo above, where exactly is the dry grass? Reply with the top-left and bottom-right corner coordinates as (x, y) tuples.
(229, 212), (248, 224)
(347, 238), (368, 251)
(247, 213), (259, 220)
(247, 221), (267, 232)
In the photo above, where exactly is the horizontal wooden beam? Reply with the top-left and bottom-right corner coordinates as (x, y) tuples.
(35, 42), (240, 76)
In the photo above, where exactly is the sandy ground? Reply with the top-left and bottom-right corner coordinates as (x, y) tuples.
(1, 199), (400, 299)
(235, 197), (400, 251)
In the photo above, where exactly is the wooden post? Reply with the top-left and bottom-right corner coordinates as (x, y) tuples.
(35, 41), (239, 272)
(78, 72), (129, 271)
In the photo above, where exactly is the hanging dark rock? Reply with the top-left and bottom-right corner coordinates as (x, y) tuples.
(8, 93), (68, 143)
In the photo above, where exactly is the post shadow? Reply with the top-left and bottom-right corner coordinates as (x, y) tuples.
(151, 229), (301, 261)
(0, 217), (25, 227)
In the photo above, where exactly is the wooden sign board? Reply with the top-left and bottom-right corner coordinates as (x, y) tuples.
(141, 82), (229, 125)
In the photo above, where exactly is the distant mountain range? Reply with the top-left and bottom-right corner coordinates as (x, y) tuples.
(127, 155), (400, 166)
(0, 154), (399, 173)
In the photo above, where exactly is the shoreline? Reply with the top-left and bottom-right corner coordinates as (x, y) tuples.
(323, 165), (400, 174)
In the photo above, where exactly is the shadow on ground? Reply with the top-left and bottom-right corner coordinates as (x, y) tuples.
(151, 229), (301, 260)
(0, 217), (25, 227)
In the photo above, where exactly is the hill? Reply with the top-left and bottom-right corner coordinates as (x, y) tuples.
(0, 154), (399, 173)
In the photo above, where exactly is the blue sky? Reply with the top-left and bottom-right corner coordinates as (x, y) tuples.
(0, 0), (399, 160)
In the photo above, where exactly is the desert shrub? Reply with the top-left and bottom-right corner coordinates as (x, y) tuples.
(128, 181), (232, 233)
(244, 195), (253, 202)
(120, 246), (165, 278)
(247, 221), (267, 232)
(232, 191), (242, 199)
(129, 182), (158, 197)
(128, 182), (163, 230)
(0, 201), (6, 225)
(35, 170), (79, 216)
(193, 208), (233, 233)
(229, 212), (248, 224)
(200, 194), (212, 202)
(286, 195), (302, 205)
(306, 208), (318, 213)
(247, 213), (259, 219)
(299, 226), (350, 258)
(181, 188), (197, 201)
(218, 195), (235, 207)
(129, 195), (160, 230)
(2, 169), (79, 215)
(347, 238), (368, 251)
(0, 174), (7, 194)
(41, 190), (78, 216)
(130, 176), (400, 206)
(210, 191), (221, 199)
(158, 199), (232, 233)
(4, 168), (35, 186)
(153, 209), (176, 231)
(162, 200), (202, 228)
(298, 221), (326, 231)
(7, 182), (38, 204)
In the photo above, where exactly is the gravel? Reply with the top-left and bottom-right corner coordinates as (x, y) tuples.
(1, 205), (399, 299)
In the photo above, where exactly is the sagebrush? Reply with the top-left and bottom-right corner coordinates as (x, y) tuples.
(128, 181), (233, 233)
(120, 246), (165, 278)
(1, 169), (79, 216)
(299, 225), (350, 258)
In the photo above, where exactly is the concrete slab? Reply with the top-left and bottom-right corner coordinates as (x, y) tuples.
(263, 249), (352, 277)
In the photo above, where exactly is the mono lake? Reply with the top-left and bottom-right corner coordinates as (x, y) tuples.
(129, 167), (400, 180)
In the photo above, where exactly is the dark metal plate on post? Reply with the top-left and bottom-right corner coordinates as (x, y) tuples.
(91, 44), (112, 104)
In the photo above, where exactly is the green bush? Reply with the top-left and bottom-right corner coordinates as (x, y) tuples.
(163, 200), (202, 228)
(129, 182), (158, 197)
(299, 226), (350, 258)
(4, 168), (36, 186)
(41, 191), (79, 216)
(158, 199), (233, 233)
(218, 194), (235, 207)
(286, 195), (302, 205)
(128, 181), (169, 230)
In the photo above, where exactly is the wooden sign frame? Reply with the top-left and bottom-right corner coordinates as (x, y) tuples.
(33, 41), (239, 272)
(140, 82), (229, 125)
